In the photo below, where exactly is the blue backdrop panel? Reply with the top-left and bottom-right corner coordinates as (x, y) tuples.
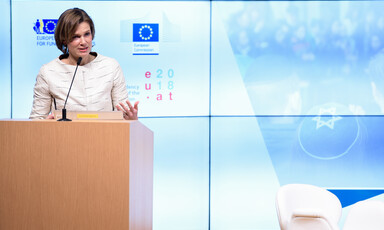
(212, 1), (384, 116)
(258, 115), (384, 188)
(0, 0), (11, 119)
(140, 117), (210, 230)
(329, 189), (384, 208)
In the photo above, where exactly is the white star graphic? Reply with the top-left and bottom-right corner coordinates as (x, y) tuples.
(312, 107), (342, 129)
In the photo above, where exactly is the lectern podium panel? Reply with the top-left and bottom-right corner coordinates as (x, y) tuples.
(0, 120), (153, 230)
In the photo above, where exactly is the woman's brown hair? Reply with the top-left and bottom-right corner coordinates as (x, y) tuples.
(54, 8), (95, 53)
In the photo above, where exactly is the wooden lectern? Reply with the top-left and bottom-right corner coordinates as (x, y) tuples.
(0, 120), (153, 230)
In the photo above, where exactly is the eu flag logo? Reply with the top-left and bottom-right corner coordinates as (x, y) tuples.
(133, 24), (159, 42)
(33, 19), (58, 35)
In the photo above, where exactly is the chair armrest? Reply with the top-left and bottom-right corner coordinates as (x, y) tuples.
(292, 209), (326, 219)
(291, 209), (340, 230)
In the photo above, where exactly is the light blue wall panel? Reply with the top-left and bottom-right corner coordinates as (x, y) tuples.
(140, 117), (210, 230)
(11, 1), (210, 118)
(0, 0), (11, 118)
(210, 116), (280, 230)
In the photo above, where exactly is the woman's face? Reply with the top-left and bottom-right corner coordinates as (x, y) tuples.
(67, 22), (93, 64)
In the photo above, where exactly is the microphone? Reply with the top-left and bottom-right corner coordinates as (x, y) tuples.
(58, 57), (82, 121)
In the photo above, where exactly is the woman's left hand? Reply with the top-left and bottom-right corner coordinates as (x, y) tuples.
(116, 100), (139, 120)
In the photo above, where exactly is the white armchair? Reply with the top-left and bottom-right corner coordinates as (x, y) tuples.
(276, 184), (342, 230)
(343, 200), (384, 230)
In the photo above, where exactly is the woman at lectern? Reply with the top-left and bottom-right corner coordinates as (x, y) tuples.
(29, 8), (138, 120)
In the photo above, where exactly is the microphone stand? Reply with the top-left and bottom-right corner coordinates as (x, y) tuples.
(58, 57), (82, 121)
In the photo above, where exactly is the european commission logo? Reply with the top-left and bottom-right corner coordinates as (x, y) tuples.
(132, 23), (159, 55)
(133, 24), (159, 42)
(33, 19), (58, 47)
